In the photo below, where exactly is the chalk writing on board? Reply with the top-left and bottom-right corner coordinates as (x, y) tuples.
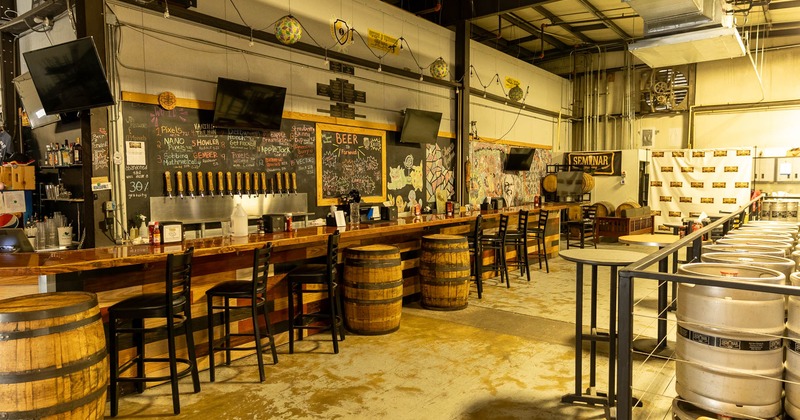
(316, 123), (386, 206)
(126, 165), (149, 200)
(91, 128), (109, 171)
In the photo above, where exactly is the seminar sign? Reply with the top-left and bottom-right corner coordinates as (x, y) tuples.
(564, 151), (622, 176)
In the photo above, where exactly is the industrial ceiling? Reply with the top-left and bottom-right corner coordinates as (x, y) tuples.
(379, 0), (800, 69)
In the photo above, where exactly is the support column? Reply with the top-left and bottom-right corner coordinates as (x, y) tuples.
(0, 0), (17, 144)
(455, 21), (470, 205)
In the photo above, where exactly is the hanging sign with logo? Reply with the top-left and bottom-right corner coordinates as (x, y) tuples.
(564, 151), (622, 176)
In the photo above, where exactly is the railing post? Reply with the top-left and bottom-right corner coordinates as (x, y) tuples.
(617, 270), (634, 420)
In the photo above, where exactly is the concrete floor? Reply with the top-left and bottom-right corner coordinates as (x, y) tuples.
(107, 242), (678, 419)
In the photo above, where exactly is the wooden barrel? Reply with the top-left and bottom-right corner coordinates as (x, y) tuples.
(616, 201), (641, 216)
(542, 174), (557, 193)
(593, 201), (614, 218)
(420, 234), (471, 310)
(343, 245), (403, 335)
(0, 292), (108, 420)
(581, 172), (595, 193)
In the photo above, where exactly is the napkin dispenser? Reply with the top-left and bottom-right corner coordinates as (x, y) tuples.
(262, 214), (285, 233)
(380, 206), (397, 221)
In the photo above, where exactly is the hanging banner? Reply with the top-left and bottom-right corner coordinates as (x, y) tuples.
(649, 148), (753, 232)
(564, 151), (622, 176)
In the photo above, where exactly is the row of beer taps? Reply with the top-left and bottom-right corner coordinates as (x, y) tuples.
(163, 171), (298, 198)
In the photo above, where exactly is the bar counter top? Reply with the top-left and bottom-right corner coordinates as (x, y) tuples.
(0, 203), (574, 276)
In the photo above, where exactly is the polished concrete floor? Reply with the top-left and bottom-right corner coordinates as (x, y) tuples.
(107, 241), (679, 419)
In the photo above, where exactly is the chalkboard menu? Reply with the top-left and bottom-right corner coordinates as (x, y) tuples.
(316, 123), (386, 206)
(121, 101), (317, 220)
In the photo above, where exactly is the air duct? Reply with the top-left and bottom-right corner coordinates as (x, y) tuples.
(624, 0), (719, 35)
(628, 26), (746, 68)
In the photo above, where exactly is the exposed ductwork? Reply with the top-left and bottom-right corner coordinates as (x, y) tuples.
(624, 0), (746, 68)
(624, 0), (719, 35)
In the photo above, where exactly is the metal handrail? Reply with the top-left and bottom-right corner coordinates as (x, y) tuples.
(615, 194), (800, 419)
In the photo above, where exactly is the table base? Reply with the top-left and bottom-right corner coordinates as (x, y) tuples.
(631, 338), (673, 359)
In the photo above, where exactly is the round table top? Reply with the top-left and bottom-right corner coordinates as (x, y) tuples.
(618, 234), (680, 247)
(559, 249), (649, 266)
(663, 222), (685, 229)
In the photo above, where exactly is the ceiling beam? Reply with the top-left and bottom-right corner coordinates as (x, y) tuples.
(469, 24), (540, 63)
(574, 0), (631, 40)
(766, 0), (800, 10)
(534, 5), (595, 44)
(571, 23), (609, 32)
(440, 0), (557, 27)
(502, 12), (571, 50)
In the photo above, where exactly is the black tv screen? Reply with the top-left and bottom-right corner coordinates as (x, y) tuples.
(212, 77), (286, 130)
(13, 72), (60, 129)
(23, 37), (114, 115)
(504, 147), (534, 171)
(399, 109), (442, 143)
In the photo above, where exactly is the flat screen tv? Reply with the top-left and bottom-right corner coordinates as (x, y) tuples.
(399, 109), (442, 143)
(504, 147), (535, 171)
(23, 37), (115, 115)
(13, 72), (60, 129)
(212, 77), (286, 131)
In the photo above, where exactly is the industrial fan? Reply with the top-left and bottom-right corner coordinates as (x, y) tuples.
(639, 65), (694, 113)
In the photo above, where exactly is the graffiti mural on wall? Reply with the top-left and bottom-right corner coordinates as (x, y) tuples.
(468, 141), (552, 207)
(387, 154), (423, 213)
(425, 143), (455, 204)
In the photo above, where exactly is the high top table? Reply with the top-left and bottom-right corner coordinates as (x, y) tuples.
(559, 248), (648, 409)
(618, 234), (680, 354)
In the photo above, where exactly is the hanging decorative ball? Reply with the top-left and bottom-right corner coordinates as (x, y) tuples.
(275, 15), (302, 45)
(508, 85), (524, 102)
(429, 57), (448, 79)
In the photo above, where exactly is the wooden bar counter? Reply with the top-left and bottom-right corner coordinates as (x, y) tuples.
(0, 203), (571, 377)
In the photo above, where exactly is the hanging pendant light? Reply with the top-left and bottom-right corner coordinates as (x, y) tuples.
(429, 57), (448, 80)
(275, 15), (302, 45)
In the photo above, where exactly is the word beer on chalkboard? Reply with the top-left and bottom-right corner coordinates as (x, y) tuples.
(316, 123), (386, 206)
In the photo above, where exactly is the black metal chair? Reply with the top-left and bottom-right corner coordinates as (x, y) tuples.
(480, 214), (510, 287)
(287, 231), (345, 353)
(566, 204), (598, 249)
(206, 243), (278, 383)
(466, 215), (484, 298)
(505, 210), (531, 282)
(527, 210), (550, 273)
(108, 247), (200, 417)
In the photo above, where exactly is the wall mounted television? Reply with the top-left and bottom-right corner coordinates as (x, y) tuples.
(212, 77), (286, 131)
(22, 37), (115, 115)
(504, 147), (535, 171)
(13, 72), (60, 129)
(399, 108), (442, 143)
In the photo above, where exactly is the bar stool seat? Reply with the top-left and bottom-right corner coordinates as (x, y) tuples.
(527, 210), (550, 273)
(206, 243), (278, 383)
(465, 215), (484, 298)
(480, 214), (511, 287)
(287, 231), (345, 354)
(505, 210), (531, 282)
(108, 247), (200, 417)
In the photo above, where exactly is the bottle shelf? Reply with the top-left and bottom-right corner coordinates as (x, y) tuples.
(40, 164), (83, 169)
(41, 198), (84, 203)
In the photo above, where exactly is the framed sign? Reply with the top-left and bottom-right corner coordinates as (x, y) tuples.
(564, 151), (623, 176)
(316, 124), (386, 206)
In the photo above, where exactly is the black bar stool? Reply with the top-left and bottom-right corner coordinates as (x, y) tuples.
(480, 214), (510, 287)
(566, 204), (598, 249)
(287, 231), (345, 353)
(527, 210), (550, 273)
(466, 215), (484, 298)
(206, 243), (278, 383)
(108, 247), (200, 416)
(505, 210), (531, 282)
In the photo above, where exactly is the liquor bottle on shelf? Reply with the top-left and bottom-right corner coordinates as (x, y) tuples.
(61, 140), (71, 165)
(44, 144), (51, 166)
(72, 137), (83, 164)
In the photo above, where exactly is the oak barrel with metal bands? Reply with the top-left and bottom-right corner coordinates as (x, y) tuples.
(542, 174), (557, 193)
(0, 292), (108, 420)
(581, 172), (595, 193)
(593, 201), (614, 218)
(420, 234), (471, 311)
(343, 244), (403, 335)
(615, 201), (641, 217)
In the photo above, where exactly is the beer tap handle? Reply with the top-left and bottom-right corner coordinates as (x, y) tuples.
(176, 171), (184, 199)
(164, 171), (173, 198)
(197, 171), (205, 197)
(261, 172), (268, 194)
(217, 172), (225, 196)
(284, 172), (290, 194)
(269, 178), (274, 195)
(236, 172), (243, 196)
(226, 172), (233, 196)
(292, 172), (297, 194)
(186, 171), (195, 198)
(207, 171), (215, 197)
(252, 172), (259, 196)
(276, 172), (283, 194)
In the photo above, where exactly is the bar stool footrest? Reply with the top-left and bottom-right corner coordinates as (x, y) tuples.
(117, 357), (196, 383)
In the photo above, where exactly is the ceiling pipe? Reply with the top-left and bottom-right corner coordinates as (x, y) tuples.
(416, 0), (442, 16)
